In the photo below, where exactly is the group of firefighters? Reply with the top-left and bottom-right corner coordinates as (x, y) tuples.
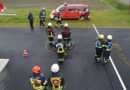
(29, 8), (113, 90)
(46, 22), (71, 62)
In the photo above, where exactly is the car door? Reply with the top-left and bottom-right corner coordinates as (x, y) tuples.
(59, 7), (67, 19)
(67, 7), (79, 19)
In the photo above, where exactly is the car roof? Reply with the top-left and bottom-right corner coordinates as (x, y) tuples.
(61, 4), (88, 7)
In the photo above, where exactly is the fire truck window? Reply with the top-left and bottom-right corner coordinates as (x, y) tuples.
(77, 7), (86, 11)
(68, 7), (76, 11)
(59, 7), (66, 11)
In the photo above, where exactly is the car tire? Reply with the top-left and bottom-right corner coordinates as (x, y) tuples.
(54, 16), (58, 21)
(80, 16), (85, 21)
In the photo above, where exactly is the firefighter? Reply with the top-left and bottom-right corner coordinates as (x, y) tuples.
(42, 8), (46, 21)
(29, 66), (48, 90)
(62, 23), (71, 48)
(28, 12), (34, 30)
(55, 10), (63, 28)
(46, 23), (55, 46)
(39, 10), (44, 26)
(55, 34), (66, 62)
(103, 35), (113, 64)
(48, 63), (65, 90)
(95, 34), (105, 63)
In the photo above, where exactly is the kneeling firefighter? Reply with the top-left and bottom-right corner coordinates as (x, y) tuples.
(29, 66), (48, 90)
(55, 34), (66, 62)
(103, 35), (113, 64)
(46, 23), (55, 46)
(62, 23), (71, 48)
(48, 63), (65, 90)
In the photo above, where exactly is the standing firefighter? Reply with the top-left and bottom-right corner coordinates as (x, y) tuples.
(95, 34), (104, 63)
(28, 12), (34, 30)
(103, 35), (113, 64)
(46, 23), (55, 46)
(55, 34), (66, 62)
(62, 23), (71, 48)
(48, 63), (65, 90)
(55, 10), (63, 28)
(39, 10), (44, 26)
(42, 8), (46, 21)
(29, 66), (48, 90)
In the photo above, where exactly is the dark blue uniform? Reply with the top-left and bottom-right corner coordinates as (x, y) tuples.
(39, 11), (44, 26)
(62, 27), (71, 47)
(29, 73), (47, 90)
(95, 38), (105, 62)
(103, 40), (113, 63)
(46, 26), (55, 45)
(28, 13), (34, 30)
(48, 72), (65, 90)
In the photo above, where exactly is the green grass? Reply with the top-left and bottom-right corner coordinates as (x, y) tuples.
(0, 9), (130, 27)
(99, 0), (129, 10)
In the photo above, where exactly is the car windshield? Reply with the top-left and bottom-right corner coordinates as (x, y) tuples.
(56, 5), (63, 11)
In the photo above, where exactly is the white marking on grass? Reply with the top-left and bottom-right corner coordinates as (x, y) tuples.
(0, 59), (9, 72)
(0, 14), (16, 16)
(93, 24), (127, 90)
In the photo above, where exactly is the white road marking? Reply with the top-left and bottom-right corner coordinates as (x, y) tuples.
(93, 24), (127, 90)
(0, 59), (9, 72)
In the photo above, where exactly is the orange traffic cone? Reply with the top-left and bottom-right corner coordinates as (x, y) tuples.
(23, 48), (28, 56)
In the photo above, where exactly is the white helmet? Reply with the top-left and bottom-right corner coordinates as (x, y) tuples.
(48, 23), (52, 26)
(64, 23), (68, 27)
(107, 35), (112, 40)
(57, 34), (62, 39)
(57, 10), (59, 12)
(51, 63), (59, 73)
(43, 8), (45, 10)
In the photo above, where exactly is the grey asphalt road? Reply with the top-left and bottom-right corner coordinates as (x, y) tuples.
(0, 27), (129, 90)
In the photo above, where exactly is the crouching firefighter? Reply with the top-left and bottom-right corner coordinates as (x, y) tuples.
(95, 34), (105, 63)
(48, 63), (65, 90)
(55, 34), (66, 62)
(46, 23), (55, 46)
(29, 66), (48, 90)
(103, 35), (113, 64)
(62, 23), (71, 49)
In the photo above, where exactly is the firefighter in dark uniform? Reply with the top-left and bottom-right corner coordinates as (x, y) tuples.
(42, 8), (46, 21)
(29, 66), (48, 90)
(62, 23), (71, 48)
(103, 35), (113, 64)
(55, 10), (63, 28)
(95, 34), (105, 63)
(28, 12), (34, 30)
(48, 63), (65, 90)
(46, 23), (55, 46)
(55, 34), (66, 62)
(39, 10), (44, 26)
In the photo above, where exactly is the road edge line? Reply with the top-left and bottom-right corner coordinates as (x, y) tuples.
(93, 24), (127, 90)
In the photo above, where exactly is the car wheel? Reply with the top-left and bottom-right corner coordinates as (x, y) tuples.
(80, 16), (85, 21)
(54, 16), (58, 21)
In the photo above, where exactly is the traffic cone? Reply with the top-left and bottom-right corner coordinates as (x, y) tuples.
(23, 48), (28, 56)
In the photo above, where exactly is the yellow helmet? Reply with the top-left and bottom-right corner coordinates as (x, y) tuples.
(99, 34), (104, 39)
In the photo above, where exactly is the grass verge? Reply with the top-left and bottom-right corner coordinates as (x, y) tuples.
(99, 0), (129, 10)
(0, 9), (130, 27)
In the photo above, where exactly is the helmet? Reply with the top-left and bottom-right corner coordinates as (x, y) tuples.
(32, 66), (40, 74)
(43, 8), (45, 10)
(99, 34), (104, 39)
(107, 35), (112, 40)
(51, 63), (59, 73)
(64, 23), (68, 27)
(57, 34), (62, 39)
(57, 10), (59, 12)
(48, 23), (52, 26)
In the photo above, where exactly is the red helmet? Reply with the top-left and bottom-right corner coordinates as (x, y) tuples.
(32, 66), (40, 74)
